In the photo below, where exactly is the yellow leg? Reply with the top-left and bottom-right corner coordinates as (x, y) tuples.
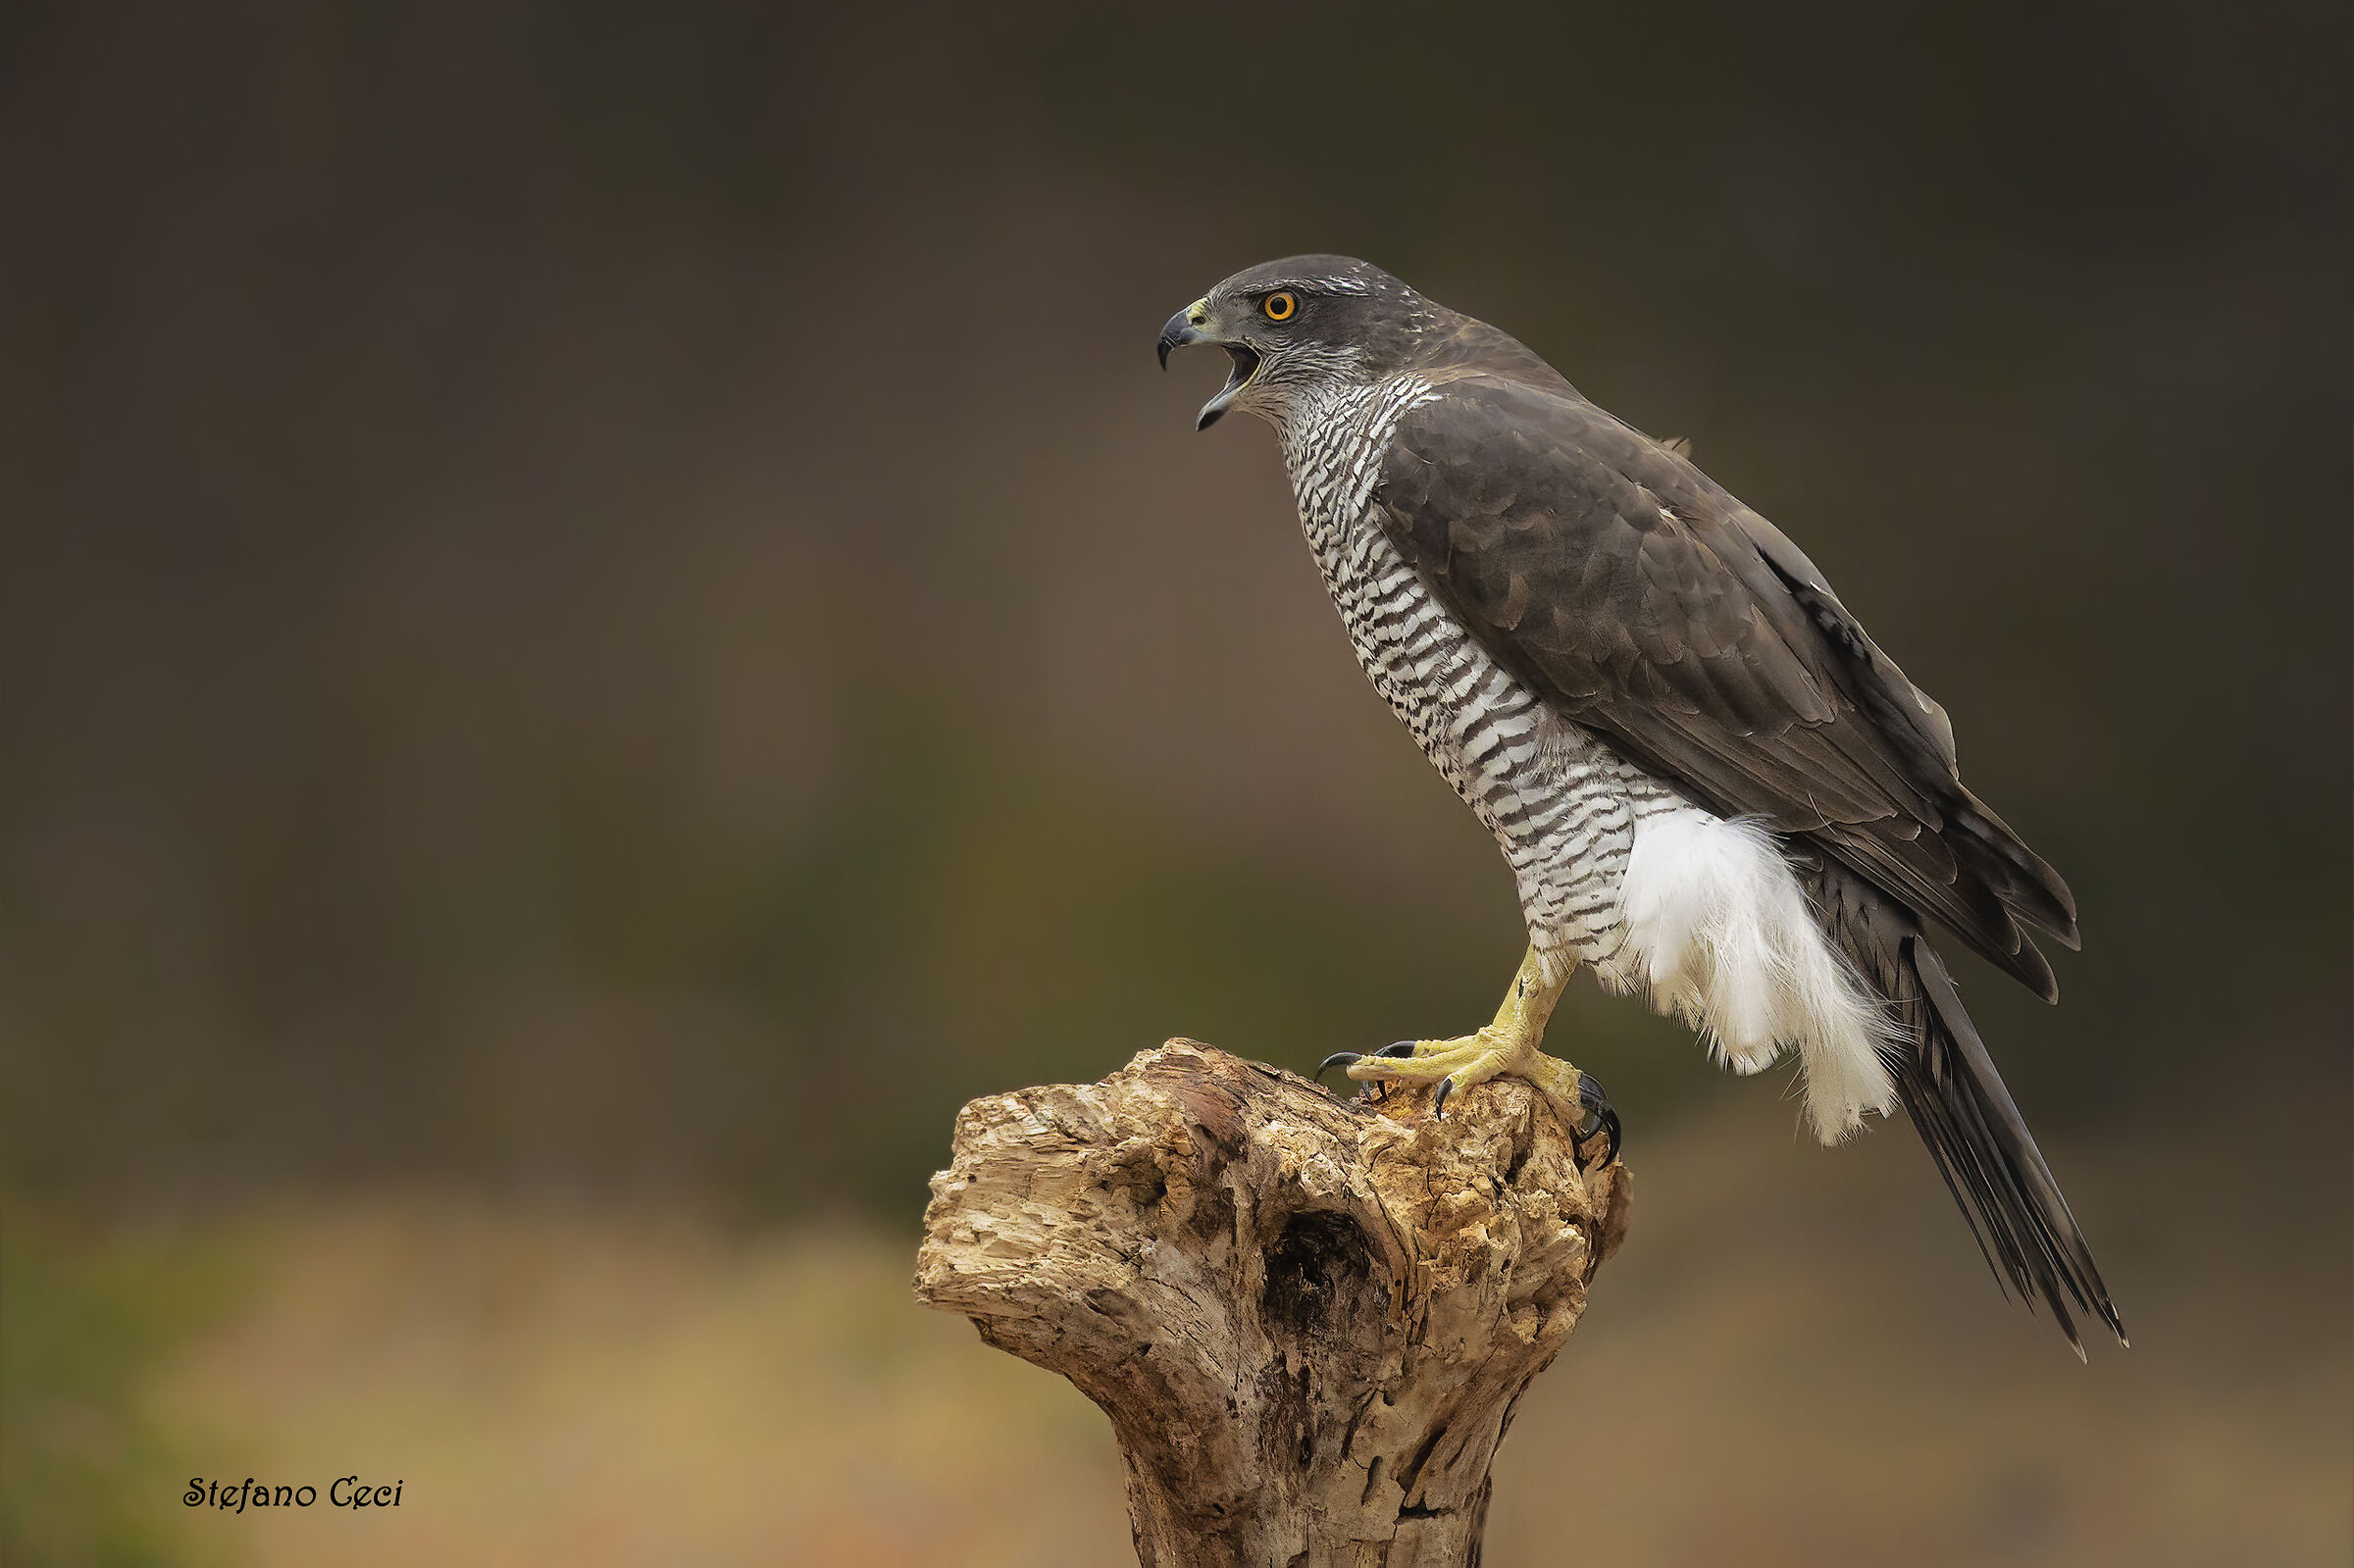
(1342, 944), (1594, 1132)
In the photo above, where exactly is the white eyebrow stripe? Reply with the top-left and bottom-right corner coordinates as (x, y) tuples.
(1250, 277), (1376, 297)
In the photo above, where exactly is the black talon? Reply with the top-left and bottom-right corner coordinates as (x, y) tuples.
(1374, 1041), (1419, 1059)
(1574, 1073), (1622, 1169)
(1433, 1076), (1456, 1120)
(1314, 1051), (1363, 1087)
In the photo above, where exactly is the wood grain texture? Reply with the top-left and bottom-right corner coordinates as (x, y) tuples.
(913, 1039), (1629, 1567)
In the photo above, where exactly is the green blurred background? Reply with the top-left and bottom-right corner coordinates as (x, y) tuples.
(3, 3), (2347, 1564)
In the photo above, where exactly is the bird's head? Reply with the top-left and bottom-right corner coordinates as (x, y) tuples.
(1157, 255), (1438, 430)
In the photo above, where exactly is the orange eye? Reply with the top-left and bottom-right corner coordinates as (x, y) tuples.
(1262, 291), (1298, 322)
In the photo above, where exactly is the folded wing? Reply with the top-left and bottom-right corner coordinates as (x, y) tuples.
(1374, 376), (2076, 1000)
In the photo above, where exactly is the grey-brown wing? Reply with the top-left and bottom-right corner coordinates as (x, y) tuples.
(1374, 375), (2076, 999)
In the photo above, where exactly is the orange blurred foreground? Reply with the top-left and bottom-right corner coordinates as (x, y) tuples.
(46, 1092), (2340, 1568)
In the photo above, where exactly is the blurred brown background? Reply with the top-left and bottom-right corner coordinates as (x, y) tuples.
(3, 3), (2347, 1564)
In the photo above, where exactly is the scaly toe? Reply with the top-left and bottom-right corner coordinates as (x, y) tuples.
(1345, 1034), (1495, 1087)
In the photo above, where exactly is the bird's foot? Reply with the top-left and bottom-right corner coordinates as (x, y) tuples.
(1318, 1037), (1617, 1167)
(1348, 1030), (1520, 1115)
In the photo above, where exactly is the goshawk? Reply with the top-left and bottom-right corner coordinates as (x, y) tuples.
(1159, 255), (2123, 1354)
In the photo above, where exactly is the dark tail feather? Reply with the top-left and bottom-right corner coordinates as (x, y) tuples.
(1815, 865), (2125, 1355)
(1891, 936), (2124, 1356)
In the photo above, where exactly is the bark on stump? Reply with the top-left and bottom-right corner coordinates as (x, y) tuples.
(913, 1039), (1632, 1567)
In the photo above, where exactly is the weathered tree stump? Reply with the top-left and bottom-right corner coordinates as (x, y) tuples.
(913, 1039), (1631, 1567)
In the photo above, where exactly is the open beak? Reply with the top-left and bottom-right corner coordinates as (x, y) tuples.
(1157, 303), (1258, 430)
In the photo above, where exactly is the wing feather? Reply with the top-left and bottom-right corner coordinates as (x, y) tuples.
(1376, 375), (2075, 999)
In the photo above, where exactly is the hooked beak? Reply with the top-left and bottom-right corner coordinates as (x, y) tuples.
(1157, 301), (1258, 430)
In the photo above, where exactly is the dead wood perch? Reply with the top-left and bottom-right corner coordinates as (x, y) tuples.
(913, 1039), (1631, 1567)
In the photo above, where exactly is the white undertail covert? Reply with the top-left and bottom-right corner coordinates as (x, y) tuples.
(1593, 809), (1898, 1141)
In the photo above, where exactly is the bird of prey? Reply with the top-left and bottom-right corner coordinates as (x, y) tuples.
(1158, 255), (2124, 1354)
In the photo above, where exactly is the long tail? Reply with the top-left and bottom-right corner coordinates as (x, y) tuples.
(1811, 861), (2125, 1356)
